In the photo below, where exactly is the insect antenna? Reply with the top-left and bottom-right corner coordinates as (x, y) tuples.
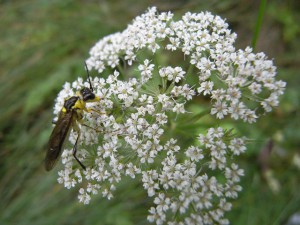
(84, 62), (94, 92)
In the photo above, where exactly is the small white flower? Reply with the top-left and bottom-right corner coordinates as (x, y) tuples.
(248, 82), (262, 94)
(142, 170), (159, 197)
(225, 163), (244, 182)
(228, 102), (246, 120)
(261, 93), (279, 112)
(198, 81), (214, 95)
(241, 109), (257, 123)
(229, 138), (246, 155)
(226, 87), (241, 103)
(173, 103), (185, 114)
(211, 100), (228, 119)
(166, 37), (180, 51)
(159, 66), (185, 83)
(157, 94), (174, 110)
(185, 146), (204, 162)
(211, 89), (226, 101)
(138, 59), (155, 83)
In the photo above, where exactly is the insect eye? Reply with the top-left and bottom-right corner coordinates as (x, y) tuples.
(80, 87), (95, 101)
(64, 96), (79, 111)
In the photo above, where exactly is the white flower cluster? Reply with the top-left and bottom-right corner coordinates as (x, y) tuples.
(54, 7), (285, 225)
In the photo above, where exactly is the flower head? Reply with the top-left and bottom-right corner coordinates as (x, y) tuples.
(53, 7), (285, 224)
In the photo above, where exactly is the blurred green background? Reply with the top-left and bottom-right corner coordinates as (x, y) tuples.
(0, 0), (299, 224)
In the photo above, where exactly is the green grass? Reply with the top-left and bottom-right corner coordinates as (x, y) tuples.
(251, 0), (267, 50)
(0, 0), (299, 224)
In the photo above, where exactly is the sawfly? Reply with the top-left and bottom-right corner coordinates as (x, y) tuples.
(45, 63), (100, 171)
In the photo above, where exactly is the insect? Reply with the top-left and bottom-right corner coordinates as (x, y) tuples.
(45, 63), (100, 171)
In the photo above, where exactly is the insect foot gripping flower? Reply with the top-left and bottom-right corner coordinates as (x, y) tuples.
(54, 7), (285, 225)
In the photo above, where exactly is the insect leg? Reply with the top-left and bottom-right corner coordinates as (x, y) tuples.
(72, 129), (87, 171)
(81, 123), (102, 133)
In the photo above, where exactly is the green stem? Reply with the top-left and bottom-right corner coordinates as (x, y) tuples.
(188, 109), (211, 123)
(162, 77), (166, 92)
(117, 63), (125, 80)
(186, 63), (195, 78)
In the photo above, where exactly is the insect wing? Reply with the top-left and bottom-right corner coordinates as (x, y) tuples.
(45, 111), (74, 171)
